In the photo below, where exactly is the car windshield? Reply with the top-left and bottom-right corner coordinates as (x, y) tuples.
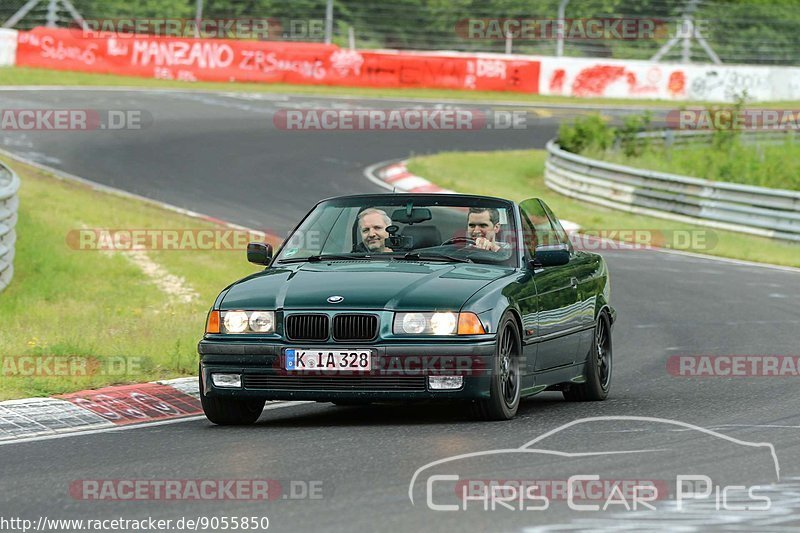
(275, 195), (517, 266)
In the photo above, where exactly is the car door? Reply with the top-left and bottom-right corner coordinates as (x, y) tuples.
(519, 199), (582, 372)
(540, 201), (598, 363)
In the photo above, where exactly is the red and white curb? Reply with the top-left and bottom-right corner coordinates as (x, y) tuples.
(0, 378), (203, 442)
(364, 159), (581, 232)
(365, 159), (456, 195)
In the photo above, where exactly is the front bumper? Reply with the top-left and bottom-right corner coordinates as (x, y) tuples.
(198, 339), (496, 401)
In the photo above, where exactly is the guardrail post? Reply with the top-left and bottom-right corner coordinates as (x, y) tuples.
(0, 161), (20, 294)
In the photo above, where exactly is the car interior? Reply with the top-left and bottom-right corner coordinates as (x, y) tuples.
(348, 205), (512, 252)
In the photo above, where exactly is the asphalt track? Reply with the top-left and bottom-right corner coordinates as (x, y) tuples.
(1, 89), (800, 532)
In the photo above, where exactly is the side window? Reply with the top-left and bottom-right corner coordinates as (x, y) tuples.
(519, 198), (560, 255)
(540, 201), (570, 247)
(519, 212), (537, 259)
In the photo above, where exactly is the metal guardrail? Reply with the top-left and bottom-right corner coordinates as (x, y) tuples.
(0, 161), (19, 293)
(544, 132), (800, 242)
(631, 129), (796, 147)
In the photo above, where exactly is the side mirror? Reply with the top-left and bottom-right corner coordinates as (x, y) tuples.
(531, 243), (570, 268)
(247, 242), (273, 266)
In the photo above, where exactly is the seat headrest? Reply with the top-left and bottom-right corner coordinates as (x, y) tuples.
(401, 225), (442, 249)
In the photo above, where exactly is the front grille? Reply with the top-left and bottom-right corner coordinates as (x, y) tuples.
(243, 374), (427, 392)
(333, 314), (378, 341)
(285, 314), (329, 341)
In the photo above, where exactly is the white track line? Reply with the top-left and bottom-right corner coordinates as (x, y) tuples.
(0, 401), (314, 447)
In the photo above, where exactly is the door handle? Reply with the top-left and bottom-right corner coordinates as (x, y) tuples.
(570, 277), (578, 288)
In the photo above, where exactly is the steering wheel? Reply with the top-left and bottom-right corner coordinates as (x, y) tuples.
(441, 236), (477, 247)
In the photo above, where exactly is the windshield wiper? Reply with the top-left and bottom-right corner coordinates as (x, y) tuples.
(278, 253), (372, 264)
(400, 251), (473, 263)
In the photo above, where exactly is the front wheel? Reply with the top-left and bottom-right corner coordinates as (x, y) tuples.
(471, 314), (521, 420)
(563, 311), (612, 402)
(199, 371), (265, 425)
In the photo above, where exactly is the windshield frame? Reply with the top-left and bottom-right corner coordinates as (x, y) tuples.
(272, 194), (520, 267)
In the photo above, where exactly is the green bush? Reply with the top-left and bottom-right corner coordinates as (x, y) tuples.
(555, 100), (800, 191)
(618, 111), (653, 157)
(556, 114), (615, 154)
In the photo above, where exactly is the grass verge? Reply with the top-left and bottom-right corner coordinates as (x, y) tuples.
(407, 150), (800, 267)
(585, 140), (800, 191)
(0, 155), (265, 400)
(557, 113), (800, 190)
(4, 66), (800, 109)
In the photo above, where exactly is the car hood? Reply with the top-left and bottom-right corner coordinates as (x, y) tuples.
(220, 261), (511, 311)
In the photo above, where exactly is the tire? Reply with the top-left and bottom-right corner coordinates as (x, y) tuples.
(563, 311), (612, 402)
(471, 313), (522, 421)
(199, 370), (265, 425)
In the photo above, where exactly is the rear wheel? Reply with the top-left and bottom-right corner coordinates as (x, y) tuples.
(471, 314), (521, 420)
(199, 370), (265, 425)
(563, 311), (612, 402)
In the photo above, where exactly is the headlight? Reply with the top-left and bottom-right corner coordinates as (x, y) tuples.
(218, 310), (276, 334)
(248, 311), (275, 333)
(401, 313), (427, 334)
(430, 312), (457, 335)
(223, 311), (249, 333)
(393, 312), (484, 335)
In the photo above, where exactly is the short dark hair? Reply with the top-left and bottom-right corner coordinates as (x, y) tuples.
(468, 207), (500, 225)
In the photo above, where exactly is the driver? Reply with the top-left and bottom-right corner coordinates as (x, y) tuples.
(467, 207), (507, 252)
(357, 208), (394, 253)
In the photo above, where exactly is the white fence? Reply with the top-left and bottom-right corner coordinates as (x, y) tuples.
(538, 56), (800, 102)
(544, 133), (800, 242)
(0, 161), (19, 293)
(0, 28), (17, 66)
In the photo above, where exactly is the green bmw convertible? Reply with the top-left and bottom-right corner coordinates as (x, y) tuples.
(198, 193), (615, 424)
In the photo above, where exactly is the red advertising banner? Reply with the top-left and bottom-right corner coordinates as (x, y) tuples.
(15, 27), (539, 93)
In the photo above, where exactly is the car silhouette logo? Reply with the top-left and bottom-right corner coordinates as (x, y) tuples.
(327, 295), (344, 304)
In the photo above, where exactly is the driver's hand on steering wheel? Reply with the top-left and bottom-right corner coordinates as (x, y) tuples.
(474, 237), (501, 252)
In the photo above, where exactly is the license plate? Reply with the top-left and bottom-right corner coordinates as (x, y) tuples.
(285, 348), (372, 371)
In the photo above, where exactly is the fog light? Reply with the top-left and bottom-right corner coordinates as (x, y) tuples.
(428, 376), (463, 390)
(212, 373), (242, 388)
